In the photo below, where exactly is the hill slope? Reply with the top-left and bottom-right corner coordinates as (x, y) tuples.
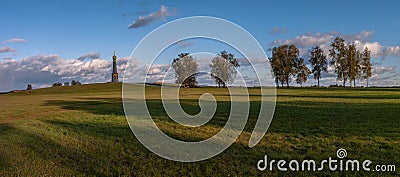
(0, 83), (399, 176)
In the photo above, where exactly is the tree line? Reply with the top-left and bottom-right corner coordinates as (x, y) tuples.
(270, 36), (372, 88)
(51, 80), (81, 87)
(172, 36), (372, 88)
(26, 80), (82, 90)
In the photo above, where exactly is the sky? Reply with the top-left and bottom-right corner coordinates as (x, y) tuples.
(1, 0), (400, 91)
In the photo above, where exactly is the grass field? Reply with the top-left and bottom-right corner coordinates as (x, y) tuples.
(0, 83), (399, 176)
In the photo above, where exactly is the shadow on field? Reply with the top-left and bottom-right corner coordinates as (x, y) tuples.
(43, 97), (125, 116)
(279, 94), (400, 100)
(42, 96), (400, 139)
(270, 100), (400, 138)
(43, 119), (133, 138)
(42, 97), (235, 128)
(0, 124), (14, 170)
(0, 122), (143, 176)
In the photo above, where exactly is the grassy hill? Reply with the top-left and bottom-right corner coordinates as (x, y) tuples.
(0, 83), (399, 176)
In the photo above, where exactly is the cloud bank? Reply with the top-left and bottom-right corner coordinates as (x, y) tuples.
(0, 54), (130, 91)
(76, 52), (101, 61)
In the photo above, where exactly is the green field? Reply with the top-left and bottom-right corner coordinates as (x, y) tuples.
(0, 83), (399, 176)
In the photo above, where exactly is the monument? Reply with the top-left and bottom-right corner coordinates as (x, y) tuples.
(111, 51), (119, 82)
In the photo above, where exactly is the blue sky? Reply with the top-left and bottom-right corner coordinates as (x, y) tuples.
(1, 0), (400, 91)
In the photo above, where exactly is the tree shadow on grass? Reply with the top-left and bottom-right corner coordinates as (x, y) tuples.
(43, 119), (134, 139)
(2, 121), (398, 176)
(41, 96), (400, 139)
(0, 122), (141, 176)
(43, 97), (125, 116)
(279, 94), (400, 100)
(0, 124), (14, 171)
(270, 100), (400, 139)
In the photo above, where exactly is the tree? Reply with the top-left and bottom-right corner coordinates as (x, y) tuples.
(347, 43), (361, 87)
(309, 46), (328, 87)
(360, 47), (372, 87)
(64, 82), (70, 86)
(172, 53), (199, 87)
(210, 51), (240, 88)
(329, 36), (348, 87)
(295, 58), (311, 87)
(269, 55), (283, 88)
(27, 84), (32, 90)
(71, 80), (81, 85)
(52, 82), (62, 87)
(270, 44), (300, 88)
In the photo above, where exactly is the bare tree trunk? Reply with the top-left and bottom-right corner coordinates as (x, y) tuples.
(367, 78), (369, 87)
(317, 78), (320, 88)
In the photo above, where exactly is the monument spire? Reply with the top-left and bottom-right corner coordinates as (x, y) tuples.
(111, 50), (119, 82)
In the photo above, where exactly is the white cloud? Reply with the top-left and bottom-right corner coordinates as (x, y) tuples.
(0, 54), (143, 92)
(128, 5), (172, 29)
(0, 46), (16, 53)
(342, 30), (375, 42)
(271, 31), (375, 53)
(4, 38), (28, 43)
(382, 46), (400, 57)
(272, 31), (337, 48)
(76, 52), (101, 61)
(353, 41), (400, 58)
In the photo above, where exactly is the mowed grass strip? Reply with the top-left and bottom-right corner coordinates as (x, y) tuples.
(0, 83), (399, 176)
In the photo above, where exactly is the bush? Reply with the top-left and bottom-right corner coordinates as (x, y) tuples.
(71, 80), (81, 85)
(52, 82), (62, 87)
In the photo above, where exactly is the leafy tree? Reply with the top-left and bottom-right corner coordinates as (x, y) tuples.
(64, 82), (70, 86)
(309, 46), (328, 87)
(269, 55), (283, 87)
(210, 51), (240, 88)
(27, 84), (32, 90)
(172, 53), (199, 87)
(71, 80), (81, 85)
(52, 82), (62, 87)
(270, 44), (300, 88)
(329, 36), (348, 87)
(347, 43), (361, 87)
(295, 58), (311, 87)
(361, 47), (372, 87)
